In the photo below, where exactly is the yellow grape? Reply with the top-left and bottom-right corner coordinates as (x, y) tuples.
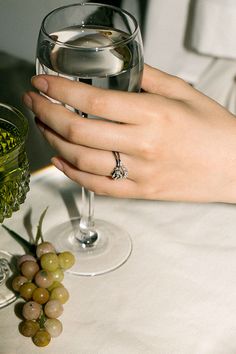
(19, 320), (40, 337)
(36, 242), (56, 258)
(32, 329), (51, 347)
(44, 318), (63, 337)
(44, 299), (63, 319)
(47, 281), (64, 292)
(51, 268), (64, 282)
(34, 270), (54, 288)
(32, 287), (50, 304)
(50, 286), (69, 304)
(20, 261), (40, 280)
(22, 301), (41, 320)
(19, 282), (37, 301)
(12, 275), (28, 292)
(17, 254), (37, 268)
(40, 252), (59, 272)
(58, 252), (75, 270)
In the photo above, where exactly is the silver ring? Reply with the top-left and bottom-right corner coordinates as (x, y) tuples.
(111, 151), (128, 180)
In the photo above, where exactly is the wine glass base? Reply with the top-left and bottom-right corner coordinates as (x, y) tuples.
(44, 218), (132, 276)
(0, 250), (17, 309)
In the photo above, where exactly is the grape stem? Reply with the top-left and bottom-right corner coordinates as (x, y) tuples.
(35, 207), (49, 245)
(1, 206), (49, 254)
(38, 311), (47, 329)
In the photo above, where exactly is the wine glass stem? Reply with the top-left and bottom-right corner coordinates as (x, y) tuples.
(75, 187), (98, 246)
(74, 77), (98, 247)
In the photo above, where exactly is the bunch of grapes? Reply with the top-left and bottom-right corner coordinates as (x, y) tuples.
(11, 241), (75, 347)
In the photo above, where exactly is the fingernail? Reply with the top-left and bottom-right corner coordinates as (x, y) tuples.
(31, 76), (48, 93)
(23, 93), (32, 110)
(51, 157), (64, 172)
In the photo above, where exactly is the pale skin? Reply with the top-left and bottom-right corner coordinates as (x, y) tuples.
(23, 64), (236, 203)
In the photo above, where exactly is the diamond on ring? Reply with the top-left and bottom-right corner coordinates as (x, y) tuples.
(111, 151), (128, 180)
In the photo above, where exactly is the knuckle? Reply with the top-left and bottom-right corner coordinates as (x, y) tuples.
(86, 92), (105, 114)
(45, 132), (56, 149)
(33, 95), (53, 118)
(140, 180), (164, 200)
(73, 153), (82, 169)
(90, 179), (113, 197)
(159, 75), (190, 98)
(172, 75), (189, 90)
(92, 185), (109, 196)
(94, 189), (107, 196)
(66, 119), (81, 142)
(32, 99), (43, 119)
(138, 138), (158, 161)
(143, 185), (156, 199)
(72, 152), (89, 171)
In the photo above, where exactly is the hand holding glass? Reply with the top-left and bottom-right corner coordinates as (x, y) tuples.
(36, 3), (144, 276)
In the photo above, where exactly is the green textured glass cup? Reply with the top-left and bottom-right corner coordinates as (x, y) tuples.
(0, 103), (30, 308)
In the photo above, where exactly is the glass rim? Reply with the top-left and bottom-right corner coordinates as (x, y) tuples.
(41, 2), (140, 51)
(0, 103), (28, 156)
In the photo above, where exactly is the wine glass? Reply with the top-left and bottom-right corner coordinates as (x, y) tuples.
(0, 103), (30, 308)
(36, 3), (144, 276)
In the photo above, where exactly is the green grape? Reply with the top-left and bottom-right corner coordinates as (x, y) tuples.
(19, 282), (37, 301)
(44, 299), (63, 319)
(19, 320), (40, 337)
(32, 329), (51, 347)
(20, 260), (40, 280)
(50, 286), (69, 304)
(40, 252), (59, 272)
(12, 275), (28, 292)
(51, 268), (64, 282)
(36, 242), (56, 258)
(32, 287), (50, 304)
(47, 281), (64, 292)
(34, 270), (54, 288)
(44, 318), (63, 338)
(13, 240), (74, 346)
(22, 301), (41, 320)
(58, 252), (75, 270)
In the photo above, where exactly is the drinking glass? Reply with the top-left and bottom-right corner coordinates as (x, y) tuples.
(0, 103), (30, 308)
(36, 3), (144, 276)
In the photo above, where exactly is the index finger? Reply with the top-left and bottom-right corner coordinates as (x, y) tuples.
(142, 64), (193, 99)
(31, 74), (163, 124)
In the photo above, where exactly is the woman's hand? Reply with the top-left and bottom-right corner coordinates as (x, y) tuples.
(23, 64), (236, 203)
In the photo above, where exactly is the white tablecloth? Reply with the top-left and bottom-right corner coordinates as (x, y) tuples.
(1, 166), (236, 354)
